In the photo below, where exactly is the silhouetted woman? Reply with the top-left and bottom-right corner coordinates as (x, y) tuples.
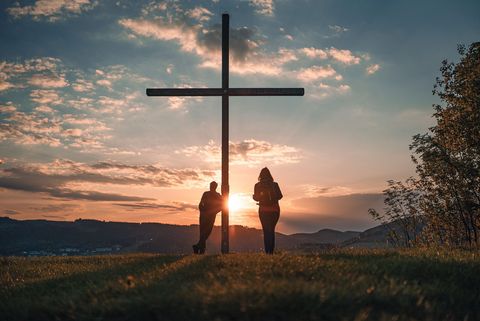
(253, 167), (283, 254)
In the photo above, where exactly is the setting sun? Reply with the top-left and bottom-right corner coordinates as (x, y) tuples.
(228, 193), (243, 212)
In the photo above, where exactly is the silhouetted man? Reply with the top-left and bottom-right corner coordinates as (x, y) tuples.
(193, 181), (223, 254)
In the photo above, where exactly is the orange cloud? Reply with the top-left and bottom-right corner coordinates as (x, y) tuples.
(300, 47), (328, 59)
(249, 0), (275, 16)
(327, 47), (360, 65)
(0, 159), (217, 202)
(72, 78), (94, 92)
(297, 65), (341, 82)
(178, 139), (303, 166)
(0, 57), (64, 91)
(0, 102), (111, 150)
(7, 0), (97, 22)
(309, 83), (350, 100)
(186, 7), (213, 22)
(28, 73), (69, 88)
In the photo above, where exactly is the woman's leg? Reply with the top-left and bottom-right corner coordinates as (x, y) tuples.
(260, 211), (280, 254)
(259, 211), (269, 252)
(269, 211), (280, 253)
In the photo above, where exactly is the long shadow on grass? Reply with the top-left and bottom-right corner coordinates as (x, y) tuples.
(319, 251), (480, 320)
(104, 253), (480, 321)
(98, 254), (221, 321)
(0, 254), (189, 321)
(320, 251), (480, 289)
(3, 253), (479, 321)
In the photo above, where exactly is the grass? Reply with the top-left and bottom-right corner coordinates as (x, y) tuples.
(1, 249), (479, 321)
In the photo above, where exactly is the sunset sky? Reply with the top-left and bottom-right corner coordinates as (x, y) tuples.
(1, 0), (479, 233)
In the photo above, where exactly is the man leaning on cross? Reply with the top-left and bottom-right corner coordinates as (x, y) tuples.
(193, 181), (223, 254)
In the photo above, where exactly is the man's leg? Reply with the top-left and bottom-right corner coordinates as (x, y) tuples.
(197, 213), (207, 252)
(198, 213), (216, 254)
(194, 211), (206, 254)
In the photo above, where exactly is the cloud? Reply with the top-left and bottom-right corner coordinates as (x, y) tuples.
(279, 193), (384, 232)
(249, 0), (275, 16)
(186, 7), (213, 22)
(171, 202), (198, 211)
(42, 214), (66, 219)
(62, 114), (108, 128)
(178, 139), (302, 166)
(96, 93), (143, 114)
(0, 57), (63, 91)
(0, 168), (150, 201)
(67, 97), (95, 110)
(118, 2), (376, 100)
(114, 202), (179, 211)
(0, 159), (216, 201)
(119, 18), (201, 54)
(309, 83), (350, 100)
(97, 96), (126, 113)
(161, 84), (204, 110)
(72, 78), (94, 92)
(166, 64), (174, 74)
(119, 17), (260, 68)
(279, 211), (374, 233)
(30, 89), (63, 105)
(34, 105), (55, 113)
(30, 203), (79, 213)
(114, 201), (197, 212)
(28, 73), (69, 88)
(301, 184), (354, 197)
(96, 79), (112, 88)
(198, 25), (259, 63)
(299, 47), (361, 65)
(0, 57), (61, 74)
(366, 64), (381, 75)
(328, 25), (349, 34)
(292, 193), (384, 215)
(0, 102), (111, 149)
(0, 103), (63, 146)
(300, 48), (328, 59)
(297, 65), (341, 82)
(7, 0), (97, 22)
(327, 47), (360, 65)
(0, 102), (17, 113)
(197, 34), (298, 76)
(86, 160), (215, 186)
(93, 65), (149, 90)
(119, 10), (291, 77)
(0, 80), (15, 91)
(167, 97), (186, 110)
(3, 209), (20, 215)
(1, 59), (149, 153)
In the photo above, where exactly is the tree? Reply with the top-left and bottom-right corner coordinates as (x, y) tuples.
(371, 42), (480, 248)
(369, 178), (423, 247)
(410, 42), (480, 247)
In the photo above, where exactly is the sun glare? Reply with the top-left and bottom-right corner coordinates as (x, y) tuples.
(228, 193), (243, 212)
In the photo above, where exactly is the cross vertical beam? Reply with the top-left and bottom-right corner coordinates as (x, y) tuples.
(146, 13), (304, 254)
(221, 13), (229, 254)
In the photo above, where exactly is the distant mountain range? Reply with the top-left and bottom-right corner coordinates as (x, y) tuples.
(0, 217), (392, 255)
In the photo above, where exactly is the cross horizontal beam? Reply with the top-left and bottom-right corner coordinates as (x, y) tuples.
(146, 88), (304, 97)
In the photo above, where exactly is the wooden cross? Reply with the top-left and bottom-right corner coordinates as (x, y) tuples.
(146, 13), (304, 254)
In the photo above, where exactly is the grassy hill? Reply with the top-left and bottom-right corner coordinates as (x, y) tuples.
(1, 249), (479, 320)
